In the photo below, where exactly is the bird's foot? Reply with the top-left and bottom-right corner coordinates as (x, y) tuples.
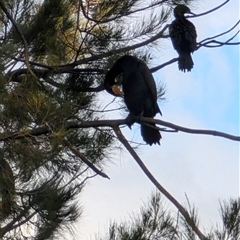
(125, 113), (138, 129)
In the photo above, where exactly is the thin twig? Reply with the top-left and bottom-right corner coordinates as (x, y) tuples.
(113, 126), (207, 240)
(188, 0), (231, 18)
(198, 31), (240, 48)
(198, 20), (240, 45)
(150, 58), (178, 72)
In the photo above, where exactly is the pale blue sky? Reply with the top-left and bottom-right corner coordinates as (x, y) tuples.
(74, 1), (239, 239)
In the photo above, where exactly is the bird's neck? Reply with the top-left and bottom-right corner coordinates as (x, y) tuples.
(174, 13), (186, 21)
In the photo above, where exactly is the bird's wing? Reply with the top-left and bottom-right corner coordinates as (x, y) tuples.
(184, 20), (197, 50)
(137, 60), (157, 102)
(169, 21), (181, 50)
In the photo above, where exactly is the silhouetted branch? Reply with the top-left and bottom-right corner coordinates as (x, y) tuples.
(60, 24), (170, 68)
(8, 67), (103, 80)
(0, 205), (32, 238)
(4, 0), (238, 75)
(0, 118), (239, 142)
(10, 57), (54, 70)
(198, 31), (240, 48)
(197, 20), (240, 49)
(198, 20), (240, 45)
(113, 126), (207, 240)
(7, 67), (104, 92)
(188, 0), (231, 18)
(150, 57), (178, 72)
(143, 117), (240, 141)
(67, 143), (110, 179)
(61, 170), (97, 191)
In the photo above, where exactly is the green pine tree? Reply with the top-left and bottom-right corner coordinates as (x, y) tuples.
(0, 0), (238, 239)
(99, 192), (240, 240)
(0, 0), (190, 238)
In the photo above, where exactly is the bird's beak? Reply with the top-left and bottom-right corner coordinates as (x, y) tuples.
(112, 84), (124, 97)
(187, 11), (196, 16)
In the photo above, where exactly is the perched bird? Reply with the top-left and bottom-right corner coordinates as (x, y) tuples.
(169, 4), (197, 72)
(104, 55), (162, 145)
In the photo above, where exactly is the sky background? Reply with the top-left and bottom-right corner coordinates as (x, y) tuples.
(73, 1), (239, 239)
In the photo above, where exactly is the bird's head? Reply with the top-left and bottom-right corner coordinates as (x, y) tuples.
(107, 84), (124, 97)
(174, 4), (195, 18)
(104, 73), (124, 97)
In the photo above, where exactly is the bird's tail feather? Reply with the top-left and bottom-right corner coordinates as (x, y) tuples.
(141, 123), (161, 146)
(179, 53), (194, 72)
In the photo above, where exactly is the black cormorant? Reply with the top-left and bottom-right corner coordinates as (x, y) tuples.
(104, 55), (162, 145)
(169, 5), (197, 72)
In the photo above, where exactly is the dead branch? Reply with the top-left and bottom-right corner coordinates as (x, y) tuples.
(197, 20), (240, 49)
(188, 0), (231, 18)
(113, 126), (206, 240)
(198, 32), (240, 48)
(198, 20), (240, 45)
(150, 57), (178, 72)
(143, 117), (240, 141)
(67, 143), (110, 179)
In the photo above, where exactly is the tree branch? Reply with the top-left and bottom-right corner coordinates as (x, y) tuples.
(59, 24), (170, 68)
(7, 67), (105, 92)
(150, 57), (178, 72)
(198, 31), (240, 48)
(198, 20), (240, 45)
(197, 20), (240, 49)
(112, 126), (207, 240)
(188, 0), (231, 18)
(0, 0), (37, 80)
(142, 117), (240, 141)
(66, 143), (110, 179)
(0, 118), (239, 142)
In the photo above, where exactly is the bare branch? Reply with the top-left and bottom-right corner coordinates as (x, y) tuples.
(113, 126), (207, 240)
(67, 143), (110, 179)
(197, 20), (240, 49)
(143, 117), (240, 141)
(198, 20), (240, 45)
(150, 57), (178, 72)
(188, 0), (231, 18)
(198, 31), (240, 48)
(0, 118), (239, 142)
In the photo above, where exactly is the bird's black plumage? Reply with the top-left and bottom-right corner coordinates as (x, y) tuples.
(169, 5), (197, 72)
(104, 55), (162, 145)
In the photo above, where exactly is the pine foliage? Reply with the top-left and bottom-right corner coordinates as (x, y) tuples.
(0, 0), (236, 239)
(0, 0), (188, 238)
(100, 193), (240, 240)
